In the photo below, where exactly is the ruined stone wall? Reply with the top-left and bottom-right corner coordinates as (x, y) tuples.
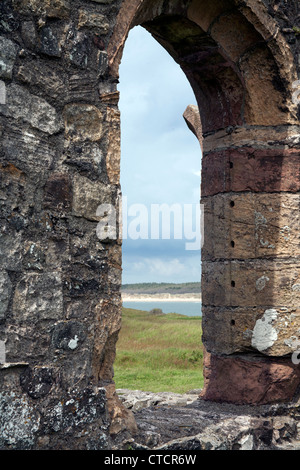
(0, 0), (299, 450)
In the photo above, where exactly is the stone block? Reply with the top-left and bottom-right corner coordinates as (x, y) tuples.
(0, 222), (23, 271)
(0, 271), (12, 320)
(210, 11), (260, 62)
(240, 45), (296, 126)
(78, 8), (110, 34)
(202, 192), (300, 260)
(12, 0), (70, 18)
(0, 36), (18, 79)
(13, 272), (63, 321)
(39, 26), (62, 57)
(0, 84), (63, 135)
(0, 389), (40, 448)
(201, 147), (300, 196)
(63, 103), (103, 142)
(187, 0), (234, 32)
(72, 173), (114, 221)
(201, 351), (300, 405)
(106, 108), (120, 184)
(0, 162), (26, 218)
(202, 258), (300, 308)
(202, 127), (300, 154)
(202, 306), (300, 357)
(66, 74), (99, 103)
(21, 21), (37, 50)
(1, 124), (56, 179)
(63, 140), (103, 177)
(69, 33), (89, 69)
(17, 62), (65, 100)
(44, 172), (73, 213)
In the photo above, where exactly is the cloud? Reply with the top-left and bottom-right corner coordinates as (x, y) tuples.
(122, 253), (201, 284)
(118, 26), (202, 284)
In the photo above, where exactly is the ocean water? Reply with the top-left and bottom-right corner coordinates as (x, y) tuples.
(122, 301), (202, 317)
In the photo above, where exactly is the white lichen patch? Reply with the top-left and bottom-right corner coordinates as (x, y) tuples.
(251, 309), (278, 352)
(280, 225), (290, 242)
(256, 275), (270, 291)
(68, 335), (79, 350)
(284, 336), (300, 350)
(0, 392), (40, 447)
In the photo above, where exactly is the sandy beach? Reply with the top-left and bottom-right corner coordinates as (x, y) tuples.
(122, 293), (201, 302)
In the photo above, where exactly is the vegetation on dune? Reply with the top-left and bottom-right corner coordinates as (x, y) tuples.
(121, 282), (201, 295)
(114, 307), (204, 394)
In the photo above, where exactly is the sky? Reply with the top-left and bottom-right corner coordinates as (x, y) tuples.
(118, 26), (202, 284)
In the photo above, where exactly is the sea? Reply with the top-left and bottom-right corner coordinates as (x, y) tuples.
(122, 300), (202, 317)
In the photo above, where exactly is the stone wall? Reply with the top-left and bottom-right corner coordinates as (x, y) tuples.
(0, 0), (299, 450)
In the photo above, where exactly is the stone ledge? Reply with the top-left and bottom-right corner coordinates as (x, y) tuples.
(114, 389), (300, 450)
(116, 389), (200, 412)
(0, 362), (29, 370)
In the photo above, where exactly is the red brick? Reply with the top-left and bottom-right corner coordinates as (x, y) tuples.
(202, 147), (300, 196)
(200, 350), (300, 405)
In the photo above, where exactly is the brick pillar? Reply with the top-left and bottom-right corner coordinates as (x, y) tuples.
(200, 127), (300, 404)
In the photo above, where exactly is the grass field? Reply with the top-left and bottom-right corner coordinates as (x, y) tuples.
(114, 307), (204, 394)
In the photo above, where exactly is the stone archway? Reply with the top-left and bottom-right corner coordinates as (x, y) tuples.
(0, 0), (300, 450)
(108, 0), (300, 405)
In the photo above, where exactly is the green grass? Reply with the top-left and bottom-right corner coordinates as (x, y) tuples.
(114, 307), (204, 394)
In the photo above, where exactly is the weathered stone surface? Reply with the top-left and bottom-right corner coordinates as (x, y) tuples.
(66, 73), (99, 102)
(240, 45), (296, 126)
(202, 258), (300, 308)
(17, 62), (65, 100)
(0, 85), (63, 135)
(117, 389), (199, 412)
(0, 162), (26, 217)
(72, 173), (114, 221)
(78, 8), (110, 33)
(51, 321), (86, 351)
(20, 20), (37, 49)
(115, 389), (300, 450)
(105, 108), (121, 184)
(63, 141), (103, 177)
(1, 0), (300, 451)
(0, 36), (17, 79)
(202, 306), (300, 356)
(0, 389), (40, 448)
(0, 222), (23, 271)
(202, 147), (300, 197)
(39, 26), (62, 57)
(63, 104), (103, 142)
(12, 0), (70, 18)
(106, 384), (138, 437)
(1, 124), (56, 178)
(183, 104), (202, 150)
(202, 192), (300, 260)
(210, 11), (261, 61)
(187, 0), (235, 32)
(20, 366), (55, 399)
(12, 272), (63, 322)
(90, 0), (114, 3)
(201, 351), (300, 405)
(44, 172), (72, 213)
(23, 242), (46, 271)
(202, 126), (300, 153)
(68, 32), (89, 69)
(0, 271), (12, 320)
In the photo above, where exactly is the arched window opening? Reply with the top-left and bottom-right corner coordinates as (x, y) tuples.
(114, 26), (203, 394)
